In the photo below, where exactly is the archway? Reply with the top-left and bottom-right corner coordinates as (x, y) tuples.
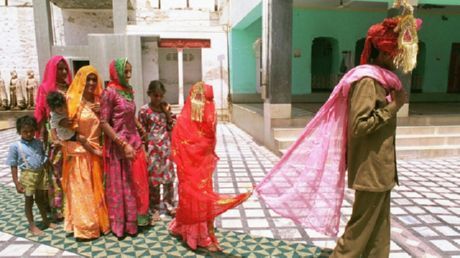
(354, 38), (366, 67)
(311, 37), (339, 92)
(448, 43), (460, 93)
(411, 42), (426, 93)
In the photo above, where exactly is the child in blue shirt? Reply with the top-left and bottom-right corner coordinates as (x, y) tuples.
(6, 115), (57, 236)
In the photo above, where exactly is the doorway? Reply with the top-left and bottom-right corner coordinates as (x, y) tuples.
(158, 48), (202, 104)
(411, 42), (426, 93)
(71, 60), (90, 75)
(311, 37), (339, 92)
(448, 43), (460, 93)
(354, 38), (366, 67)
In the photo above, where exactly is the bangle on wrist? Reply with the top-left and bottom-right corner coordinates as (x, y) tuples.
(114, 136), (123, 146)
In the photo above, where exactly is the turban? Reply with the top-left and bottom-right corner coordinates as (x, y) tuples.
(361, 16), (422, 73)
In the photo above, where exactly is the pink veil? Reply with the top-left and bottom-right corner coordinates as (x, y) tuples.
(34, 56), (72, 125)
(256, 64), (402, 236)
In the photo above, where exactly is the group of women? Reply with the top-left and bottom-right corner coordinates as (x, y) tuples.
(33, 55), (251, 251)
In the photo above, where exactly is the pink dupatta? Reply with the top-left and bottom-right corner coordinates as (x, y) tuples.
(34, 56), (72, 125)
(256, 64), (402, 236)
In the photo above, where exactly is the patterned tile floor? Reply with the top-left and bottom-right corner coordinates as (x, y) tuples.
(0, 123), (459, 257)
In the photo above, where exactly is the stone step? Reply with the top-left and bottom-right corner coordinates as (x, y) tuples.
(396, 145), (460, 160)
(273, 128), (304, 139)
(271, 117), (312, 128)
(275, 134), (460, 150)
(396, 125), (460, 135)
(271, 115), (460, 129)
(273, 125), (460, 139)
(396, 135), (460, 146)
(279, 145), (460, 160)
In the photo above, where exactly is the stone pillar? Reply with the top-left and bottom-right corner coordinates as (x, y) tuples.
(262, 0), (293, 149)
(113, 0), (128, 34)
(33, 0), (53, 78)
(177, 48), (184, 106)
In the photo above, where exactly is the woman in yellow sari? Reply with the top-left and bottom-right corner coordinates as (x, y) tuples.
(62, 65), (110, 239)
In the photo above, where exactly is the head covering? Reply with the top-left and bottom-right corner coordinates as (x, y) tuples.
(171, 81), (251, 225)
(360, 1), (422, 73)
(34, 56), (72, 125)
(66, 65), (103, 120)
(189, 81), (214, 122)
(107, 58), (134, 101)
(256, 64), (402, 236)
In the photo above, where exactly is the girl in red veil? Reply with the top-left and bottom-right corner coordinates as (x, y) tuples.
(169, 81), (251, 251)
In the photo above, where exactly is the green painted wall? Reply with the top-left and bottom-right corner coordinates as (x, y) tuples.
(416, 11), (460, 92)
(230, 7), (460, 95)
(292, 8), (387, 94)
(229, 18), (261, 94)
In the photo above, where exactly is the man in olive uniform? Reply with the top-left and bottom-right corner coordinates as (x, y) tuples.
(331, 9), (421, 258)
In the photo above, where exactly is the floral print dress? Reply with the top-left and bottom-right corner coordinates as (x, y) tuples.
(138, 104), (176, 187)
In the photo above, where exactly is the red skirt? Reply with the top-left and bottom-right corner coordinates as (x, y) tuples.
(132, 149), (150, 226)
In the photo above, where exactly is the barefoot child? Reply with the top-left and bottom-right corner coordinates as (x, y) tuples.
(6, 115), (57, 236)
(138, 80), (176, 224)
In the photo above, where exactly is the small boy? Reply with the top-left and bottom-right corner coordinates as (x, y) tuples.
(6, 115), (57, 236)
(46, 91), (101, 156)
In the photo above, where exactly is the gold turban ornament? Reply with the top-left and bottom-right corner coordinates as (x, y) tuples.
(190, 81), (205, 122)
(393, 0), (420, 73)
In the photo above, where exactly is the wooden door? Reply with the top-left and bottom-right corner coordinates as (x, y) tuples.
(448, 43), (460, 93)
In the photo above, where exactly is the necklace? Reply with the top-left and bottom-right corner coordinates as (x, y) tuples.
(56, 82), (68, 92)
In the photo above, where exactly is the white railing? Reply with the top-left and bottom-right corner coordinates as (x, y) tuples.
(152, 0), (220, 11)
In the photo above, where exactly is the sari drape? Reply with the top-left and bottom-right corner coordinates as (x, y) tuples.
(34, 56), (72, 126)
(62, 65), (109, 239)
(171, 82), (251, 225)
(101, 58), (149, 236)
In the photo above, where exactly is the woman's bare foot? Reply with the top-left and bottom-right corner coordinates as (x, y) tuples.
(167, 208), (176, 217)
(29, 225), (45, 236)
(205, 243), (222, 252)
(150, 210), (161, 225)
(168, 230), (181, 238)
(46, 222), (58, 229)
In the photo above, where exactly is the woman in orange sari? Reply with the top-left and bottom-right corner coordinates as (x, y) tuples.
(169, 81), (251, 251)
(62, 65), (110, 239)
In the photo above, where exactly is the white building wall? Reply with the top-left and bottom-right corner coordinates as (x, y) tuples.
(145, 0), (216, 10)
(201, 33), (229, 111)
(229, 0), (261, 27)
(141, 40), (160, 104)
(0, 5), (39, 88)
(128, 0), (230, 110)
(1, 0), (231, 110)
(51, 7), (113, 46)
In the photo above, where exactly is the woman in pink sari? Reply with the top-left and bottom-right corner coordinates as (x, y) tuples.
(34, 55), (72, 221)
(100, 58), (149, 238)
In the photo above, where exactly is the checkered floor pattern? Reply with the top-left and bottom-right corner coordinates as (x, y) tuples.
(0, 124), (459, 257)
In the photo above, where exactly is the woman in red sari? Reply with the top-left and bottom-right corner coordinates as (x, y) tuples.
(169, 81), (251, 251)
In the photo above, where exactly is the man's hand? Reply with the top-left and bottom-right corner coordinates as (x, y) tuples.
(391, 89), (408, 111)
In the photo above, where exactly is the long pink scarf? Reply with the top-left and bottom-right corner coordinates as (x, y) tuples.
(34, 56), (72, 125)
(256, 64), (402, 236)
